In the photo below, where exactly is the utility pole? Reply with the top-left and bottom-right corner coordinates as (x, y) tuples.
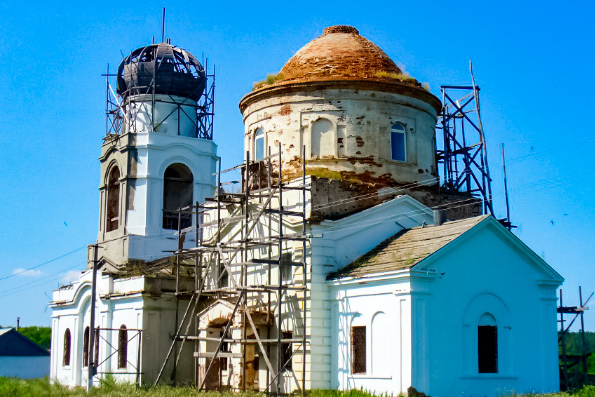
(87, 244), (99, 392)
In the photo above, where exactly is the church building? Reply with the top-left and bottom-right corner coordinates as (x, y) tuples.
(50, 26), (563, 396)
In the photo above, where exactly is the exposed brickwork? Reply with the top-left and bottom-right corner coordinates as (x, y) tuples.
(272, 26), (404, 86)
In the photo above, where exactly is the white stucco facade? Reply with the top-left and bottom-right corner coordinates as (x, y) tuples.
(328, 217), (562, 396)
(50, 270), (193, 387)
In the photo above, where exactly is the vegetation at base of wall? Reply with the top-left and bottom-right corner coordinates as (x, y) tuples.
(17, 326), (51, 350)
(253, 73), (284, 90)
(2, 378), (595, 397)
(0, 377), (262, 397)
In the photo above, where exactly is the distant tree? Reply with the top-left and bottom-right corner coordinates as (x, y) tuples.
(17, 326), (51, 350)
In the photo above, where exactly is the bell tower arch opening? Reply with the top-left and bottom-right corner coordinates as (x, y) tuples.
(163, 163), (193, 230)
(106, 165), (120, 232)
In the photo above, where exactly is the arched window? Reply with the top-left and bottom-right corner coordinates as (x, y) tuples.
(83, 326), (90, 367)
(390, 123), (406, 161)
(63, 329), (71, 366)
(94, 327), (100, 367)
(478, 313), (498, 373)
(163, 163), (193, 230)
(254, 128), (265, 161)
(118, 325), (128, 369)
(106, 166), (120, 232)
(371, 311), (389, 374)
(311, 118), (335, 159)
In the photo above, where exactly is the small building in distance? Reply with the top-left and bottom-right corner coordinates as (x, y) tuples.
(0, 328), (50, 379)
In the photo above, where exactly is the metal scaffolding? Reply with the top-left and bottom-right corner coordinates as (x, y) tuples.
(436, 64), (494, 217)
(558, 287), (593, 390)
(155, 144), (310, 393)
(102, 60), (215, 140)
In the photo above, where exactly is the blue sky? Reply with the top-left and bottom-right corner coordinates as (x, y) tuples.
(1, 0), (594, 331)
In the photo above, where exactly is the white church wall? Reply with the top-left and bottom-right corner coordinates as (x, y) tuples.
(241, 88), (439, 190)
(309, 196), (433, 389)
(411, 219), (562, 396)
(124, 135), (217, 262)
(328, 275), (413, 394)
(51, 272), (189, 387)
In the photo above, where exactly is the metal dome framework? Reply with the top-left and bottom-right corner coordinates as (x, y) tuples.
(104, 43), (215, 140)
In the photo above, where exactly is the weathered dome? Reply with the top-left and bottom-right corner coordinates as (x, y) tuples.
(117, 43), (206, 101)
(277, 25), (404, 84)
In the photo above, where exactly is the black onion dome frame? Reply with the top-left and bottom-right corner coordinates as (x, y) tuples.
(116, 43), (207, 102)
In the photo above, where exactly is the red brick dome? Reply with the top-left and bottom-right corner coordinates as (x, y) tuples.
(277, 25), (404, 84)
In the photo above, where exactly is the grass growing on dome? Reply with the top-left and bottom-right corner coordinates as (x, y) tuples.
(374, 71), (418, 85)
(253, 73), (284, 90)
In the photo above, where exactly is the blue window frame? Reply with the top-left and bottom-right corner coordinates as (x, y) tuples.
(391, 123), (406, 161)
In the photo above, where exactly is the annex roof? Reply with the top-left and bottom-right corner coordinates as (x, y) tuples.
(328, 215), (489, 280)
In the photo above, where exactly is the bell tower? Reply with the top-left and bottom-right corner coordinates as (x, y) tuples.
(94, 42), (217, 268)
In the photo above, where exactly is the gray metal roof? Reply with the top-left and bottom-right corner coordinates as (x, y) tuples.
(0, 328), (49, 356)
(328, 215), (489, 280)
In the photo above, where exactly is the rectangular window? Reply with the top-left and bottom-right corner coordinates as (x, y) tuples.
(391, 123), (406, 161)
(281, 253), (293, 282)
(282, 331), (293, 370)
(351, 326), (366, 374)
(478, 325), (498, 373)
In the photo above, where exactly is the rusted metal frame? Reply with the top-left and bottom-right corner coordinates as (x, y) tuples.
(94, 329), (142, 370)
(443, 88), (493, 211)
(123, 331), (143, 371)
(301, 145), (307, 394)
(443, 93), (479, 131)
(136, 330), (142, 387)
(266, 146), (273, 390)
(501, 145), (512, 229)
(440, 90), (450, 190)
(440, 86), (494, 215)
(198, 290), (245, 391)
(265, 341), (306, 393)
(453, 147), (485, 190)
(470, 63), (493, 215)
(196, 63), (215, 140)
(94, 330), (116, 368)
(580, 287), (588, 383)
(441, 96), (475, 124)
(154, 292), (197, 386)
(560, 289), (569, 388)
(277, 142), (284, 395)
(164, 92), (202, 136)
(173, 295), (200, 373)
(190, 336), (305, 343)
(86, 245), (99, 391)
(214, 187), (279, 284)
(453, 151), (490, 191)
(559, 292), (593, 338)
(244, 298), (277, 387)
(460, 115), (472, 193)
(241, 150), (251, 390)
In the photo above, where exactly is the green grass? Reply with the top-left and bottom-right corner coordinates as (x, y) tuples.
(2, 378), (595, 397)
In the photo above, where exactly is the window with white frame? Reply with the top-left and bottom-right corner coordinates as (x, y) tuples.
(390, 123), (406, 161)
(254, 128), (265, 160)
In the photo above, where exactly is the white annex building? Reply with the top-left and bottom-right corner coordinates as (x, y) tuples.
(50, 26), (564, 396)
